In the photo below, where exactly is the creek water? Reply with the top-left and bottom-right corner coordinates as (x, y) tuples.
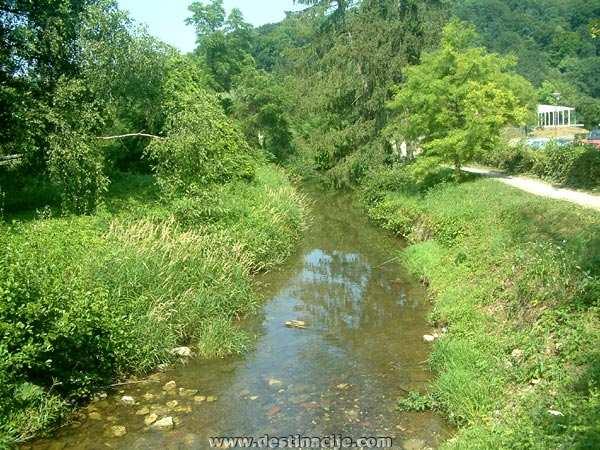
(27, 188), (451, 450)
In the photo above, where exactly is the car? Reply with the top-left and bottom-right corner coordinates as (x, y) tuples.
(584, 129), (600, 149)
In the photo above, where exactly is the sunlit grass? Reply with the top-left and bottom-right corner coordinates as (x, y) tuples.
(361, 169), (600, 449)
(0, 164), (307, 443)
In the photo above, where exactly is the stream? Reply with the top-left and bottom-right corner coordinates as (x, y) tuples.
(27, 188), (451, 449)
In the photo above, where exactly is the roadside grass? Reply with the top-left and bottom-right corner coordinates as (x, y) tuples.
(0, 165), (307, 444)
(361, 167), (600, 449)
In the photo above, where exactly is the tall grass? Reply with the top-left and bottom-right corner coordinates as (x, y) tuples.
(0, 164), (307, 444)
(361, 166), (600, 449)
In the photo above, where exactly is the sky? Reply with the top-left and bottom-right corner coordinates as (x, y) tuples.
(117, 0), (306, 53)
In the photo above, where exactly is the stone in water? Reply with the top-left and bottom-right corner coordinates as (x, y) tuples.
(163, 381), (177, 391)
(171, 347), (193, 357)
(120, 396), (135, 406)
(151, 416), (175, 431)
(285, 320), (307, 329)
(111, 426), (127, 437)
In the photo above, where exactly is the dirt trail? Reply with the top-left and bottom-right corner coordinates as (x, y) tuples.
(463, 166), (600, 211)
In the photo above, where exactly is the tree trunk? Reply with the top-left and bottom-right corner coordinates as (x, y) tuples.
(454, 157), (462, 180)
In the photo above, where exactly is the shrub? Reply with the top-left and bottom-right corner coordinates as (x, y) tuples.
(543, 143), (600, 189)
(148, 88), (256, 196)
(482, 142), (600, 190)
(48, 132), (108, 214)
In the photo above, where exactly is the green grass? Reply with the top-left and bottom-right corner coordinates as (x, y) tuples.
(361, 168), (600, 449)
(0, 165), (307, 445)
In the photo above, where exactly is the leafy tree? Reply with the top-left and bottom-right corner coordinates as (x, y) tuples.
(186, 1), (254, 91)
(387, 20), (534, 177)
(147, 56), (256, 196)
(231, 67), (294, 161)
(279, 0), (445, 186)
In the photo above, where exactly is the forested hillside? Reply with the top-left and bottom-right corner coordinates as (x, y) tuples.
(453, 0), (600, 127)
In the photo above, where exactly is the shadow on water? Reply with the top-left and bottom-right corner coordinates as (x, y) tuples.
(27, 187), (452, 449)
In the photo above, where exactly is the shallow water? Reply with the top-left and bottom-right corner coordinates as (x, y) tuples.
(28, 188), (450, 449)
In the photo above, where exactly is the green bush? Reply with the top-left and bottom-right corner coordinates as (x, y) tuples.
(148, 87), (256, 196)
(543, 143), (600, 189)
(482, 142), (600, 190)
(48, 132), (109, 214)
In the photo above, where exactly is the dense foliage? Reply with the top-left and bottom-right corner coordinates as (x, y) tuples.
(0, 167), (306, 444)
(386, 20), (534, 176)
(481, 142), (600, 190)
(246, 0), (600, 184)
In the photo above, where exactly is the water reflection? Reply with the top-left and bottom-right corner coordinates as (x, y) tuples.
(27, 189), (450, 450)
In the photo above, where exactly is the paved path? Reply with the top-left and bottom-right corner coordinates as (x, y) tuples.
(463, 166), (600, 211)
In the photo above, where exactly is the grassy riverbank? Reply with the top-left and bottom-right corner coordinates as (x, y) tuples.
(0, 165), (306, 444)
(361, 167), (600, 448)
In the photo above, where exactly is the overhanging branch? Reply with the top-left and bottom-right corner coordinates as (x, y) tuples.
(96, 133), (165, 141)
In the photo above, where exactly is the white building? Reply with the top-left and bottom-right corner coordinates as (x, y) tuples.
(537, 104), (579, 128)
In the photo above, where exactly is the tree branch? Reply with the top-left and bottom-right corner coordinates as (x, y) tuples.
(0, 154), (22, 161)
(96, 133), (165, 140)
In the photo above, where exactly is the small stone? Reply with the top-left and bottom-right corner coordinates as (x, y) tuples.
(249, 396), (259, 401)
(548, 409), (564, 416)
(206, 396), (217, 402)
(121, 396), (135, 406)
(178, 388), (198, 397)
(422, 334), (436, 343)
(151, 416), (175, 431)
(285, 320), (307, 329)
(111, 426), (127, 437)
(511, 349), (524, 359)
(194, 395), (206, 403)
(163, 381), (177, 391)
(345, 409), (359, 419)
(268, 378), (282, 387)
(171, 347), (193, 357)
(166, 400), (178, 409)
(88, 412), (102, 420)
(136, 407), (150, 416)
(144, 413), (158, 426)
